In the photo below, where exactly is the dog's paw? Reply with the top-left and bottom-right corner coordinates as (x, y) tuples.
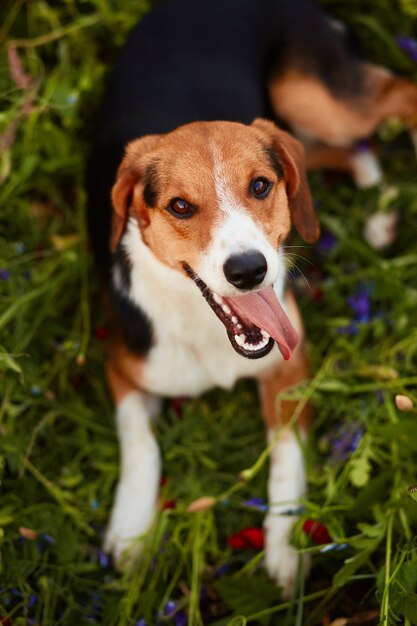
(104, 477), (157, 569)
(264, 514), (309, 598)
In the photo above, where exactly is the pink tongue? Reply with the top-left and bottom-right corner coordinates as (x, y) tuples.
(226, 286), (299, 360)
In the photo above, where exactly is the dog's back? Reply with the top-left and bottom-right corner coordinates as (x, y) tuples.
(86, 0), (360, 271)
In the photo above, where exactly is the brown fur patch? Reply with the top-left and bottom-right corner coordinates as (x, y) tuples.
(106, 336), (145, 404)
(269, 66), (417, 147)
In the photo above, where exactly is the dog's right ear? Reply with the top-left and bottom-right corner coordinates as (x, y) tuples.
(110, 134), (162, 252)
(252, 119), (320, 243)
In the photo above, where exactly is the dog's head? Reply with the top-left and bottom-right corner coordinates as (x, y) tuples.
(111, 119), (319, 360)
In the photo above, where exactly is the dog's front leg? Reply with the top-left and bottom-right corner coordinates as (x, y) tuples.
(259, 294), (311, 597)
(104, 363), (161, 565)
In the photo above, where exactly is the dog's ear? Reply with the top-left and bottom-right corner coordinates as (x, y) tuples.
(110, 134), (162, 252)
(252, 119), (320, 243)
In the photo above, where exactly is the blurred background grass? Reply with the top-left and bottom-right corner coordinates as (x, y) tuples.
(1, 0), (417, 624)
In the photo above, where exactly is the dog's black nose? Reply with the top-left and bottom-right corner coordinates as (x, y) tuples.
(223, 251), (267, 290)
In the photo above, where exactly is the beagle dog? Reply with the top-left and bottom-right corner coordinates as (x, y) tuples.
(86, 0), (417, 595)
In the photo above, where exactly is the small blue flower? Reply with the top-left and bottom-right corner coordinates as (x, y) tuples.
(347, 287), (372, 322)
(316, 231), (337, 254)
(135, 620), (147, 626)
(337, 322), (359, 336)
(375, 390), (385, 404)
(98, 549), (110, 568)
(163, 600), (177, 615)
(31, 385), (41, 397)
(214, 563), (232, 577)
(174, 609), (188, 626)
(396, 34), (417, 63)
(27, 593), (38, 608)
(356, 140), (371, 153)
(329, 420), (364, 465)
(243, 497), (268, 512)
(0, 269), (11, 280)
(11, 588), (22, 597)
(40, 533), (56, 545)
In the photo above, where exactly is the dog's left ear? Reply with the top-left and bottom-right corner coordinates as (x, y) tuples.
(111, 134), (162, 252)
(252, 119), (320, 243)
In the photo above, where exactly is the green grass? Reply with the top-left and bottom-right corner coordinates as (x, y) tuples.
(1, 0), (417, 624)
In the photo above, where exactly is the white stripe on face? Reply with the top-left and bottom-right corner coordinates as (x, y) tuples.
(196, 150), (280, 295)
(212, 147), (242, 216)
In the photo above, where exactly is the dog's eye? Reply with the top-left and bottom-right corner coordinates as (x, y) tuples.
(251, 177), (272, 199)
(167, 197), (196, 219)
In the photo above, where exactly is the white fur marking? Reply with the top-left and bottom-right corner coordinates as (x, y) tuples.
(104, 391), (161, 563)
(213, 148), (241, 216)
(264, 430), (307, 597)
(350, 149), (383, 188)
(197, 211), (281, 296)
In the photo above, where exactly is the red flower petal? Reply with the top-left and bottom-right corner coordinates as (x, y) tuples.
(228, 527), (264, 550)
(228, 534), (247, 550)
(163, 499), (177, 510)
(170, 397), (189, 418)
(303, 519), (332, 544)
(95, 326), (109, 340)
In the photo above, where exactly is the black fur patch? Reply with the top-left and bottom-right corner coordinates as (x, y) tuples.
(263, 145), (284, 180)
(266, 1), (365, 98)
(143, 162), (160, 208)
(111, 245), (154, 356)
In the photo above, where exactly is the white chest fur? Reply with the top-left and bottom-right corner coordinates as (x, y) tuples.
(120, 221), (287, 398)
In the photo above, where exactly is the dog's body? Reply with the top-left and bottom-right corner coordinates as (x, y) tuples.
(87, 0), (417, 595)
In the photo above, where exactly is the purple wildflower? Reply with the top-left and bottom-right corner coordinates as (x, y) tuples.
(337, 322), (359, 336)
(347, 287), (372, 322)
(37, 532), (56, 553)
(329, 421), (364, 465)
(27, 594), (38, 608)
(0, 269), (11, 280)
(97, 549), (110, 568)
(159, 599), (188, 624)
(162, 600), (177, 616)
(316, 231), (337, 254)
(375, 390), (385, 404)
(135, 620), (147, 626)
(10, 588), (22, 597)
(174, 610), (188, 626)
(396, 34), (417, 63)
(243, 497), (268, 512)
(356, 140), (371, 153)
(214, 563), (232, 577)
